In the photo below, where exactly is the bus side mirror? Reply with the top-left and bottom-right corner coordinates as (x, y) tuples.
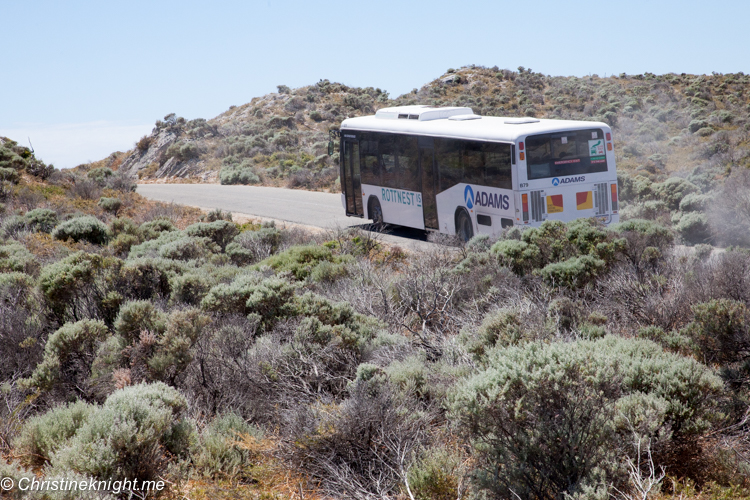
(328, 141), (334, 156)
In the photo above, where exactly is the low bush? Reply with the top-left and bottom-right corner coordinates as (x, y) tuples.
(158, 235), (219, 261)
(226, 225), (281, 265)
(256, 244), (343, 280)
(450, 336), (725, 499)
(0, 166), (19, 183)
(538, 254), (606, 289)
(650, 177), (699, 210)
(98, 196), (122, 216)
(219, 163), (260, 185)
(113, 300), (167, 344)
(52, 215), (110, 245)
(192, 412), (261, 479)
(87, 167), (114, 185)
(0, 239), (39, 274)
(139, 218), (177, 241)
(24, 319), (110, 398)
(39, 251), (122, 322)
(50, 382), (193, 483)
(24, 207), (58, 232)
(682, 299), (750, 388)
(185, 220), (239, 251)
(676, 212), (712, 245)
(14, 400), (95, 466)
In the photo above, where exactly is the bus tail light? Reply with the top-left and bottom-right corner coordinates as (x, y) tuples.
(519, 141), (524, 150)
(522, 193), (529, 223)
(606, 133), (611, 141)
(607, 142), (612, 151)
(520, 152), (525, 161)
(611, 183), (618, 212)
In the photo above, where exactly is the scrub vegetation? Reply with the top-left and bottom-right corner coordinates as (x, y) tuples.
(2, 66), (750, 499)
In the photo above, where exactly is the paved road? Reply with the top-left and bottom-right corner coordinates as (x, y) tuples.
(136, 184), (438, 251)
(138, 184), (361, 229)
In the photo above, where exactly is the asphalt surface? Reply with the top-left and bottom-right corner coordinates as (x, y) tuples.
(136, 184), (438, 251)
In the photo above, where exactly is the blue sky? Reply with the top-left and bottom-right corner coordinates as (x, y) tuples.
(1, 0), (749, 168)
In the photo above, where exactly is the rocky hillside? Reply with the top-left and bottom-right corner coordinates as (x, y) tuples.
(115, 66), (750, 192)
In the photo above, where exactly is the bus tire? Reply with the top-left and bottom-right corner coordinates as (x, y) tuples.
(368, 197), (384, 231)
(455, 209), (474, 242)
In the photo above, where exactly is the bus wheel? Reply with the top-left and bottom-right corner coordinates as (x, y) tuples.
(368, 197), (384, 231)
(456, 209), (474, 242)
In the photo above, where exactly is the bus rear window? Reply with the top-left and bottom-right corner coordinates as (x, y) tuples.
(526, 129), (608, 180)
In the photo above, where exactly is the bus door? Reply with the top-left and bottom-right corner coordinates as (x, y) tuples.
(342, 140), (363, 217)
(418, 137), (438, 229)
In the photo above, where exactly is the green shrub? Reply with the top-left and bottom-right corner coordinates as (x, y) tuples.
(147, 308), (210, 383)
(39, 251), (122, 322)
(97, 196), (122, 216)
(683, 299), (750, 369)
(679, 192), (713, 213)
(226, 226), (281, 265)
(490, 239), (540, 275)
(25, 208), (58, 232)
(200, 273), (265, 315)
(676, 212), (712, 244)
(52, 215), (110, 245)
(109, 217), (141, 237)
(192, 413), (261, 479)
(0, 166), (20, 183)
(120, 257), (185, 300)
(537, 254), (606, 289)
(688, 119), (708, 133)
(110, 232), (139, 255)
(14, 401), (95, 466)
(114, 300), (166, 344)
(408, 446), (463, 500)
(200, 208), (233, 222)
(610, 219), (674, 268)
(185, 220), (239, 251)
(87, 167), (114, 185)
(1, 215), (28, 237)
(139, 218), (177, 241)
(219, 163), (260, 185)
(619, 200), (669, 220)
(294, 291), (381, 343)
(169, 271), (217, 306)
(50, 382), (193, 483)
(158, 235), (219, 261)
(256, 244), (344, 280)
(450, 336), (724, 499)
(0, 459), (38, 500)
(0, 239), (39, 275)
(128, 229), (185, 259)
(308, 258), (351, 283)
(25, 319), (110, 395)
(463, 308), (524, 358)
(618, 172), (654, 202)
(651, 177), (698, 210)
(201, 274), (296, 327)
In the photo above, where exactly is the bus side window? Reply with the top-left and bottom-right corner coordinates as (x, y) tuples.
(436, 139), (461, 192)
(462, 142), (484, 185)
(484, 143), (511, 189)
(398, 135), (420, 193)
(360, 135), (380, 185)
(379, 135), (398, 188)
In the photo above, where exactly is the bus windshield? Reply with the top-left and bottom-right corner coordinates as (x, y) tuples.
(526, 128), (608, 180)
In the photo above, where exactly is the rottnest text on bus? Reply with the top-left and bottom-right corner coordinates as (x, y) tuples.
(337, 106), (619, 241)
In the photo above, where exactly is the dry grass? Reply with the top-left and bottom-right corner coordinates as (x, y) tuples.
(174, 435), (327, 500)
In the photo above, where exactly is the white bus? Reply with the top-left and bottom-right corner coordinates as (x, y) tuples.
(338, 105), (619, 240)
